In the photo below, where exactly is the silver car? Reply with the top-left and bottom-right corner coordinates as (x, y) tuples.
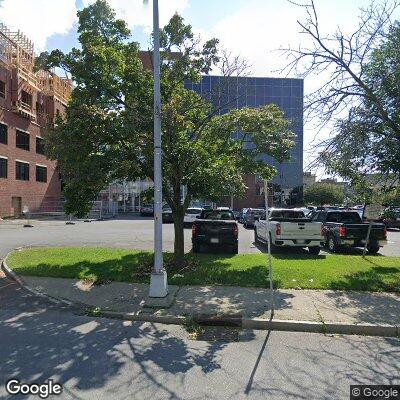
(243, 208), (265, 228)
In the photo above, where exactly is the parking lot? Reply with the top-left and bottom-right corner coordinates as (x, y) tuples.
(0, 215), (399, 258)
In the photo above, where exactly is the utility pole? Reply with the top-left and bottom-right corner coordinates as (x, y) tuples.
(264, 180), (274, 318)
(149, 0), (168, 297)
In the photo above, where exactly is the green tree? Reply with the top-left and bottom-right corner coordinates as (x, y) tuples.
(283, 1), (400, 186)
(321, 24), (400, 183)
(39, 0), (295, 266)
(304, 183), (344, 206)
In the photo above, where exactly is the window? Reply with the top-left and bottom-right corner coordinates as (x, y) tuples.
(21, 90), (32, 107)
(16, 161), (29, 181)
(0, 123), (7, 144)
(36, 137), (45, 155)
(36, 165), (47, 183)
(0, 157), (7, 178)
(36, 101), (44, 114)
(0, 81), (5, 98)
(16, 130), (30, 151)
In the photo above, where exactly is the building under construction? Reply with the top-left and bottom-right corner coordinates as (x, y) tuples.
(0, 24), (72, 217)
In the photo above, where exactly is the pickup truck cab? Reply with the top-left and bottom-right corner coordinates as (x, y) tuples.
(311, 210), (387, 253)
(192, 209), (238, 254)
(254, 208), (324, 254)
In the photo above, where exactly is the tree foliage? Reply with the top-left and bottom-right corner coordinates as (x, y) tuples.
(40, 0), (295, 265)
(303, 183), (344, 206)
(284, 0), (400, 186)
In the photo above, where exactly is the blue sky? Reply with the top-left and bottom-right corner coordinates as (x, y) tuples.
(0, 0), (395, 170)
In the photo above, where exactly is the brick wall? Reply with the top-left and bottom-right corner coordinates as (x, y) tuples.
(0, 64), (62, 217)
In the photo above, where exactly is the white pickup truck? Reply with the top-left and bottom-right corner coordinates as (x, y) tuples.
(254, 208), (324, 254)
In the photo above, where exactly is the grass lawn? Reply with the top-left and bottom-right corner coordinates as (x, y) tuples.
(6, 247), (400, 292)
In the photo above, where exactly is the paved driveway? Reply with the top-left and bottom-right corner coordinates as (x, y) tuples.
(1, 275), (399, 400)
(0, 216), (399, 258)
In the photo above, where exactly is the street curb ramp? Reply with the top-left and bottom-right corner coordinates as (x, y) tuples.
(1, 253), (399, 338)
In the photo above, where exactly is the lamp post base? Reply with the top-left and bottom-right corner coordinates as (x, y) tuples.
(149, 270), (168, 298)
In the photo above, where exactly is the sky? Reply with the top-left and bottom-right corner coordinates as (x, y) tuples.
(0, 0), (389, 175)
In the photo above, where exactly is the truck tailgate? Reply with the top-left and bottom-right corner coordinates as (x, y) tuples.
(342, 224), (386, 240)
(196, 220), (236, 238)
(280, 221), (322, 238)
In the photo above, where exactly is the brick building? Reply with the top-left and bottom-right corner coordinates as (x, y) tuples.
(0, 24), (72, 217)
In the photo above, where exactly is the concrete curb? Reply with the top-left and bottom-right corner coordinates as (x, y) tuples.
(1, 255), (76, 309)
(242, 318), (399, 337)
(2, 253), (399, 337)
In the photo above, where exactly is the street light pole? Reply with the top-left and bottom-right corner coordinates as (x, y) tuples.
(149, 0), (168, 297)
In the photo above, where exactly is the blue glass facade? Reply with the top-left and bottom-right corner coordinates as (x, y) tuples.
(185, 76), (303, 198)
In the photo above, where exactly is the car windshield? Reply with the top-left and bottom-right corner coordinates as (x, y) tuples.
(201, 210), (235, 220)
(249, 209), (264, 215)
(270, 210), (305, 219)
(326, 212), (362, 223)
(186, 209), (202, 214)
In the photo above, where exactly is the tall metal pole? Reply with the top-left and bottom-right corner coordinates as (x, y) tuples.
(149, 0), (168, 297)
(264, 180), (274, 318)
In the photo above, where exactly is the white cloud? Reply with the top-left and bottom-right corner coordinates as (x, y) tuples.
(82, 0), (189, 33)
(0, 0), (77, 51)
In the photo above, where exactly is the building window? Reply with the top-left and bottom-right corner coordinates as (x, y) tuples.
(21, 90), (32, 107)
(0, 123), (7, 144)
(16, 161), (29, 181)
(36, 137), (45, 155)
(0, 81), (5, 98)
(0, 157), (7, 178)
(16, 130), (30, 151)
(36, 165), (47, 182)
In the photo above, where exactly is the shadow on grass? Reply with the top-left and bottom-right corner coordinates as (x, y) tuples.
(252, 241), (327, 260)
(329, 266), (400, 293)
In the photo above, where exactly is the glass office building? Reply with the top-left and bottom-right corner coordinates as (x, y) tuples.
(185, 76), (304, 207)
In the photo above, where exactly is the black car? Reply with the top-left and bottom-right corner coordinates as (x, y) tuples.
(140, 204), (154, 216)
(162, 205), (173, 223)
(192, 209), (238, 254)
(311, 210), (387, 253)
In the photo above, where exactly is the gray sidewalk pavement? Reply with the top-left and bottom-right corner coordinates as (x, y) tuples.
(21, 275), (400, 326)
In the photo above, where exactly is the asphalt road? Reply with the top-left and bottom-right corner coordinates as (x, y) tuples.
(0, 273), (399, 400)
(1, 216), (399, 258)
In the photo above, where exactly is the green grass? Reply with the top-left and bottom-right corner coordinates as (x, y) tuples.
(6, 247), (400, 292)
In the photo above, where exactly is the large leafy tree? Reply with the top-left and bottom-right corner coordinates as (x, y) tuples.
(38, 0), (295, 266)
(283, 1), (400, 186)
(321, 23), (400, 184)
(303, 183), (344, 206)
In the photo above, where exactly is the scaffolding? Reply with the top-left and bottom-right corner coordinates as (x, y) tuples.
(0, 23), (72, 107)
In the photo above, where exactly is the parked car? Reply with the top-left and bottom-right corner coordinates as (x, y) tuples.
(192, 209), (238, 254)
(140, 204), (154, 216)
(238, 208), (248, 224)
(243, 208), (265, 228)
(184, 207), (203, 227)
(311, 210), (387, 253)
(380, 208), (400, 229)
(254, 208), (324, 254)
(162, 205), (173, 223)
(294, 207), (312, 217)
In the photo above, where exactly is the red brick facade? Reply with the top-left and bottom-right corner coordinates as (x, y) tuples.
(0, 26), (70, 217)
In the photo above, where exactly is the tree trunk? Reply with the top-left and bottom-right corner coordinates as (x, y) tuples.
(173, 206), (185, 268)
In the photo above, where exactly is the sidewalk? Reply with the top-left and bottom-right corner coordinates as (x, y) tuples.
(19, 275), (400, 328)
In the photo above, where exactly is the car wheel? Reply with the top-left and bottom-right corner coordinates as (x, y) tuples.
(231, 244), (238, 254)
(327, 236), (337, 252)
(308, 247), (321, 255)
(367, 245), (380, 254)
(192, 244), (201, 254)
